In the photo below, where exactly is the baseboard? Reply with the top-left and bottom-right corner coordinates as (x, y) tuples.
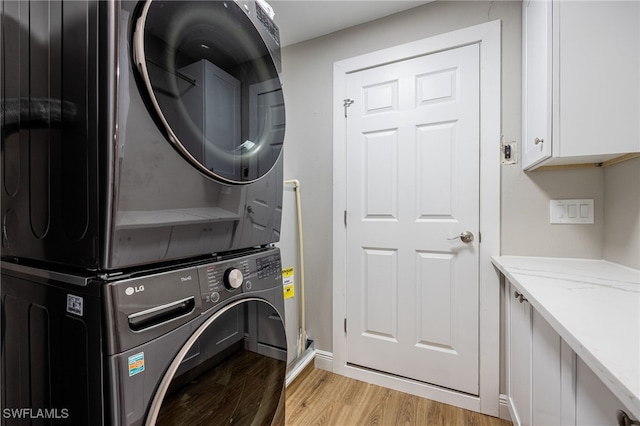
(313, 349), (334, 371)
(499, 393), (512, 421)
(311, 350), (511, 420)
(311, 350), (482, 413)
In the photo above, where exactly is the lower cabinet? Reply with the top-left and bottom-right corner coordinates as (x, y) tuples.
(531, 308), (576, 425)
(505, 279), (636, 426)
(575, 357), (628, 426)
(507, 280), (532, 426)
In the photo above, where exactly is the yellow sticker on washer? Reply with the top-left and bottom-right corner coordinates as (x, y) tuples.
(282, 267), (294, 279)
(282, 267), (295, 299)
(283, 283), (295, 299)
(282, 268), (294, 285)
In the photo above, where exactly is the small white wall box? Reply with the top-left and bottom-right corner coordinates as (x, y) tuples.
(550, 199), (594, 224)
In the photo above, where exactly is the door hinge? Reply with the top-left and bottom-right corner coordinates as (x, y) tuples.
(479, 232), (482, 243)
(344, 210), (347, 227)
(343, 98), (354, 118)
(344, 318), (347, 333)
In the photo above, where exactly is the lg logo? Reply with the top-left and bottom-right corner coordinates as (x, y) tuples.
(125, 285), (144, 296)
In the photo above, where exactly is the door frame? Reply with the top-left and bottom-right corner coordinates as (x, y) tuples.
(331, 20), (501, 416)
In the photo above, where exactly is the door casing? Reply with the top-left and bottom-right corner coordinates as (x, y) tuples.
(332, 20), (501, 416)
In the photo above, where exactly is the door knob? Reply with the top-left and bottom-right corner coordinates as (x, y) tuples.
(447, 231), (474, 243)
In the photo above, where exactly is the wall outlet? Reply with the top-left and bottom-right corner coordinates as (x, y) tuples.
(501, 141), (517, 165)
(550, 199), (594, 224)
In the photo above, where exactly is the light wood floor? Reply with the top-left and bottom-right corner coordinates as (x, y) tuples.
(285, 366), (512, 426)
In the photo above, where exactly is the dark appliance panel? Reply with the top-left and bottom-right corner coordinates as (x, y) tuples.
(0, 0), (286, 271)
(1, 0), (101, 269)
(0, 266), (104, 425)
(0, 246), (286, 425)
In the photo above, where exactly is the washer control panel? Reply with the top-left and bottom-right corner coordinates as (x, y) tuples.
(197, 247), (282, 310)
(256, 252), (281, 279)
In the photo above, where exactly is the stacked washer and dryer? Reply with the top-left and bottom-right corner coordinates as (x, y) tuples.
(1, 0), (287, 424)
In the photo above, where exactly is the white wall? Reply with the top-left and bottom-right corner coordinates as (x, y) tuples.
(603, 157), (640, 270)
(279, 0), (634, 355)
(501, 167), (604, 258)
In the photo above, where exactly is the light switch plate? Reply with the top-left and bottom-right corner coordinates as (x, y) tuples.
(550, 199), (594, 224)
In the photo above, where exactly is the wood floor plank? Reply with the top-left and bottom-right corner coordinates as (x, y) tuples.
(285, 366), (512, 426)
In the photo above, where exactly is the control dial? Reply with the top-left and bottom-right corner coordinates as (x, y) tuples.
(223, 268), (244, 290)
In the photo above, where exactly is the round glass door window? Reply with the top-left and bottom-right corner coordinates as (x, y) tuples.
(134, 0), (285, 184)
(147, 299), (287, 425)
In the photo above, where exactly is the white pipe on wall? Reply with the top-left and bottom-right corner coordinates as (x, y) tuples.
(283, 179), (306, 352)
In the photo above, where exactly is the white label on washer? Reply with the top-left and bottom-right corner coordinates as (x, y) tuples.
(66, 294), (84, 316)
(282, 267), (294, 286)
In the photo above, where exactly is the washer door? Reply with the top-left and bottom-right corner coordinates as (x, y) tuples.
(146, 299), (286, 425)
(133, 0), (285, 184)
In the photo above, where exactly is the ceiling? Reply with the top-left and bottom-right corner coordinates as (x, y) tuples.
(268, 1), (434, 47)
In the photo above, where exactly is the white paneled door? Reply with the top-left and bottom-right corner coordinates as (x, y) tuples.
(345, 44), (480, 395)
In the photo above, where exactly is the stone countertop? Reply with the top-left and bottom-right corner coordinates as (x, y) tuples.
(491, 256), (640, 419)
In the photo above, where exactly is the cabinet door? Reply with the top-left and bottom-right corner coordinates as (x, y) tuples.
(576, 357), (632, 426)
(522, 0), (552, 169)
(508, 282), (532, 426)
(557, 1), (640, 159)
(532, 310), (578, 425)
(532, 310), (561, 425)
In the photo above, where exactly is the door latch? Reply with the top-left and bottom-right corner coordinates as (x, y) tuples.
(343, 99), (354, 118)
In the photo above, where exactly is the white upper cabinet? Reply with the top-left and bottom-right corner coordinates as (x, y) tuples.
(522, 0), (553, 169)
(522, 0), (640, 170)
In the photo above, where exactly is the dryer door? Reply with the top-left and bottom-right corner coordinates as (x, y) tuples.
(133, 0), (285, 184)
(146, 299), (287, 425)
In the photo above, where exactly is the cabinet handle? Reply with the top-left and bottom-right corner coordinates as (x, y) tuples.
(514, 291), (528, 303)
(534, 137), (544, 145)
(617, 410), (640, 426)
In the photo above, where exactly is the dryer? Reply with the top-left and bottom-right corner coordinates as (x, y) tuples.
(1, 246), (287, 425)
(0, 0), (285, 271)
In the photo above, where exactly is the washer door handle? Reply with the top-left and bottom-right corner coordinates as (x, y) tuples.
(128, 297), (195, 331)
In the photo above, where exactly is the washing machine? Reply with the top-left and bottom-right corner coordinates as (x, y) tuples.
(0, 0), (285, 271)
(1, 246), (287, 425)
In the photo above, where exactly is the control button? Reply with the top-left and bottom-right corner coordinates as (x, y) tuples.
(223, 268), (244, 290)
(211, 292), (220, 303)
(245, 280), (252, 290)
